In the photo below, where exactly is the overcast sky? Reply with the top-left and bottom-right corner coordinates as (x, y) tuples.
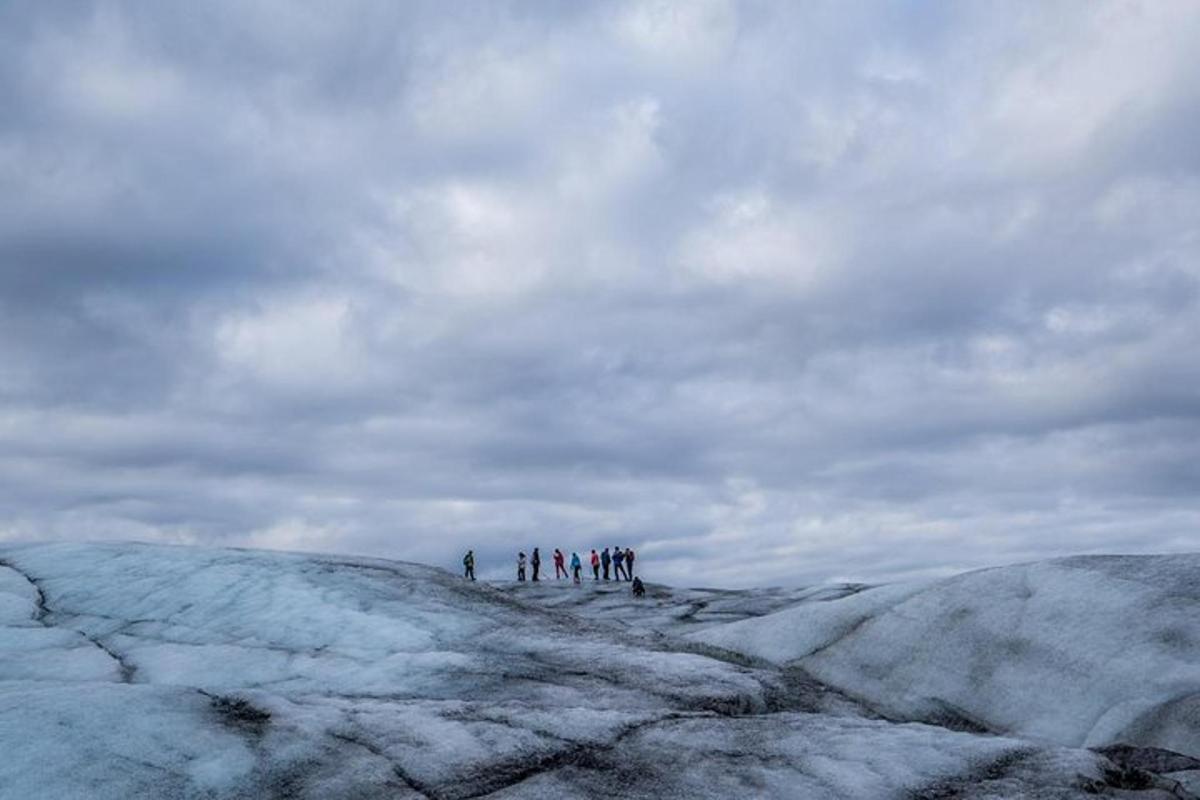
(1, 1), (1198, 586)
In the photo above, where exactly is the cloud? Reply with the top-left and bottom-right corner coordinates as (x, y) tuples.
(1, 0), (1198, 587)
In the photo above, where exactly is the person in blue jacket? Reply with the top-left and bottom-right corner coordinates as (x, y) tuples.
(570, 552), (583, 584)
(612, 546), (626, 581)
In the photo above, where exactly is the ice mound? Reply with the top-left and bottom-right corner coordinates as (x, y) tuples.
(691, 554), (1200, 758)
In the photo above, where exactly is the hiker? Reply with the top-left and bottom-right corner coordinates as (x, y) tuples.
(531, 548), (541, 581)
(612, 546), (626, 581)
(632, 576), (645, 598)
(517, 552), (527, 582)
(463, 550), (475, 581)
(601, 547), (611, 581)
(590, 549), (600, 580)
(625, 547), (636, 580)
(554, 549), (567, 580)
(570, 552), (582, 584)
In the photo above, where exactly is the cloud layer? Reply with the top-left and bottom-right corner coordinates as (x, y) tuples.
(2, 1), (1199, 585)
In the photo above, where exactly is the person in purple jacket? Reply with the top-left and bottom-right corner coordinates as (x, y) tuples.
(612, 546), (626, 581)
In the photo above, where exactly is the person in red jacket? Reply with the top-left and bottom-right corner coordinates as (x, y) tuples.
(553, 548), (567, 580)
(589, 549), (600, 580)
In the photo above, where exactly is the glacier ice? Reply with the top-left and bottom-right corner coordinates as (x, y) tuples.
(0, 542), (1195, 799)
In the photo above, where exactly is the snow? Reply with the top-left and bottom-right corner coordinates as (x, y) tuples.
(691, 554), (1200, 759)
(0, 542), (1195, 798)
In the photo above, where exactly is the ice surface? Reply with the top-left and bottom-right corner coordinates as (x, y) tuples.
(691, 554), (1200, 759)
(490, 578), (866, 637)
(0, 543), (1193, 798)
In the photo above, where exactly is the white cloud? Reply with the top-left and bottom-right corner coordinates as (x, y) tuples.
(613, 0), (738, 69)
(214, 296), (372, 392)
(675, 189), (842, 288)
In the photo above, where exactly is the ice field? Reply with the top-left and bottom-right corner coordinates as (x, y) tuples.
(1, 542), (1197, 798)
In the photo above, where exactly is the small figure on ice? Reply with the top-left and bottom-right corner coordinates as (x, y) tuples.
(531, 547), (541, 581)
(570, 552), (582, 584)
(517, 552), (527, 582)
(612, 546), (627, 581)
(462, 550), (475, 581)
(631, 576), (645, 598)
(554, 549), (567, 580)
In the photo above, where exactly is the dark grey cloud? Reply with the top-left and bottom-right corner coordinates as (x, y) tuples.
(1, 0), (1199, 586)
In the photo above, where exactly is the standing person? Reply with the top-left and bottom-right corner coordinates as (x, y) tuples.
(601, 547), (611, 581)
(570, 552), (582, 584)
(612, 546), (626, 581)
(463, 550), (475, 581)
(554, 549), (567, 580)
(531, 548), (541, 582)
(625, 547), (636, 580)
(590, 549), (600, 580)
(517, 552), (527, 582)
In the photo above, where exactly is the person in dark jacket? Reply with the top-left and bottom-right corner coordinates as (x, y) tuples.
(531, 548), (541, 581)
(463, 550), (475, 581)
(554, 549), (567, 579)
(632, 576), (645, 598)
(517, 552), (527, 582)
(612, 547), (626, 581)
(601, 547), (611, 581)
(624, 547), (636, 580)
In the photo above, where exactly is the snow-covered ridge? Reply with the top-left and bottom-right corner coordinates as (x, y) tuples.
(690, 554), (1200, 760)
(1, 542), (1197, 799)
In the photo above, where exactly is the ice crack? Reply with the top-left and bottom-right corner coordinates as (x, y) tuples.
(0, 557), (138, 683)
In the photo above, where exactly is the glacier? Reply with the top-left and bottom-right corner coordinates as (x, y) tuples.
(0, 542), (1197, 799)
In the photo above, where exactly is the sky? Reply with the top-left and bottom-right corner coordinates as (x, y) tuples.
(1, 1), (1199, 587)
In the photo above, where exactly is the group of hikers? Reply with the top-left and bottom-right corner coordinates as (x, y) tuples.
(460, 546), (646, 597)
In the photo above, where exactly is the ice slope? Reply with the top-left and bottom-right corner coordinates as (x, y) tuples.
(0, 542), (1193, 799)
(691, 554), (1200, 759)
